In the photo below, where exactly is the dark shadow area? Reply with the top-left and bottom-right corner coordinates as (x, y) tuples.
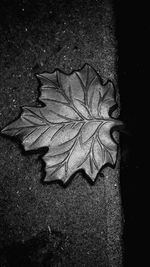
(0, 228), (69, 267)
(114, 0), (149, 266)
(41, 168), (98, 187)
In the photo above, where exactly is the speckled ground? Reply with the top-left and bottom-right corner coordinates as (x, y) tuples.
(0, 0), (122, 266)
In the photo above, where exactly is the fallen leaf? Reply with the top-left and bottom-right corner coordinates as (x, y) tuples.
(1, 64), (121, 183)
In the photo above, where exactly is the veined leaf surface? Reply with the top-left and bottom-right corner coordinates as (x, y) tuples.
(2, 64), (121, 183)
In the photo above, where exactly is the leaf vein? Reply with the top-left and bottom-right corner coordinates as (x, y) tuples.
(37, 74), (58, 88)
(50, 123), (65, 141)
(23, 107), (43, 121)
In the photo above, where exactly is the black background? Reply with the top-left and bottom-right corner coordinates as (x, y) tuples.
(115, 0), (149, 266)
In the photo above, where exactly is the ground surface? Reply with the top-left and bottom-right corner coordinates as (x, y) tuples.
(0, 0), (122, 266)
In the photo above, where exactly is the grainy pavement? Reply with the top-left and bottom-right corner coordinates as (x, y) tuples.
(0, 0), (122, 266)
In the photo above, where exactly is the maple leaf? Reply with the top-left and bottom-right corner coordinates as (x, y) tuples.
(1, 64), (121, 183)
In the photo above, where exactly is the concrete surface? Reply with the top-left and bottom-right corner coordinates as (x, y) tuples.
(0, 0), (122, 266)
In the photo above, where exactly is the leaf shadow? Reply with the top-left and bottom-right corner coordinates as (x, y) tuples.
(40, 168), (96, 188)
(40, 164), (108, 188)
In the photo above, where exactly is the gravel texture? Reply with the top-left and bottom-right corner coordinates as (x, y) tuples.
(0, 0), (122, 266)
